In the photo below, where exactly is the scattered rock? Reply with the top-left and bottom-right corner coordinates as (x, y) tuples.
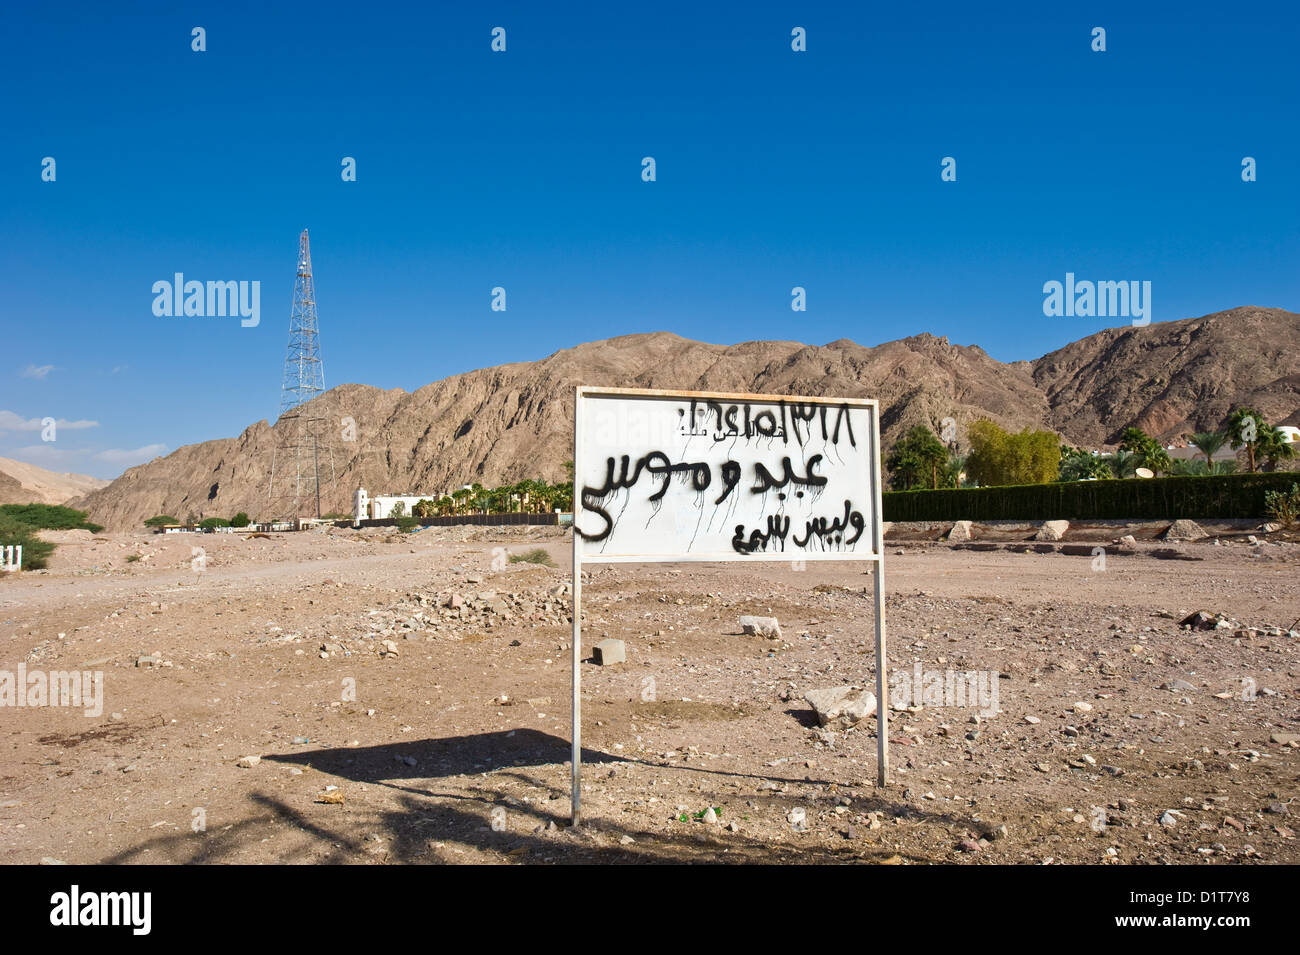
(739, 615), (782, 639)
(804, 686), (877, 728)
(236, 755), (261, 769)
(947, 520), (973, 542)
(1179, 610), (1219, 631)
(593, 638), (625, 665)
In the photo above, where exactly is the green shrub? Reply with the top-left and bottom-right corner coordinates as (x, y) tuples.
(199, 517), (230, 529)
(883, 472), (1298, 522)
(0, 515), (55, 570)
(1264, 484), (1300, 528)
(509, 548), (556, 567)
(230, 512), (251, 528)
(0, 504), (101, 570)
(144, 515), (179, 527)
(394, 515), (418, 533)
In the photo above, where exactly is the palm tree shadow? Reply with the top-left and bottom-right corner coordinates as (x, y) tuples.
(264, 728), (625, 788)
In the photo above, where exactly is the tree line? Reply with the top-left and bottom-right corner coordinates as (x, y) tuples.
(887, 409), (1296, 490)
(396, 477), (574, 519)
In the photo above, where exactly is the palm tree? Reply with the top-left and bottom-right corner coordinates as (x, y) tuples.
(1061, 451), (1111, 481)
(1137, 444), (1172, 476)
(1118, 427), (1152, 453)
(1189, 431), (1226, 467)
(552, 481), (573, 512)
(940, 454), (967, 488)
(1226, 408), (1266, 472)
(1257, 425), (1298, 471)
(514, 480), (536, 513)
(1170, 458), (1206, 477)
(1108, 450), (1137, 479)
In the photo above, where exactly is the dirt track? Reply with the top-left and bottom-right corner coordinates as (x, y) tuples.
(1, 526), (1296, 864)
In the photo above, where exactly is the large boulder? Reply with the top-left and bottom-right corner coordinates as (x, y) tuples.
(1035, 520), (1069, 541)
(804, 687), (878, 728)
(947, 520), (974, 542)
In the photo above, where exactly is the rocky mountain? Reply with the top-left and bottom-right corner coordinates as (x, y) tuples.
(70, 306), (1299, 529)
(1031, 306), (1300, 446)
(0, 456), (107, 506)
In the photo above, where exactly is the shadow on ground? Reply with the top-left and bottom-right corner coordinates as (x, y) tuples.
(98, 729), (977, 864)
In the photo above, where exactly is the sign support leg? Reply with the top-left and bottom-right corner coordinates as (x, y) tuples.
(570, 394), (584, 827)
(869, 403), (889, 787)
(873, 557), (888, 786)
(570, 534), (582, 826)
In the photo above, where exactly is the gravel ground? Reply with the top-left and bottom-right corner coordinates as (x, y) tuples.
(1, 525), (1296, 864)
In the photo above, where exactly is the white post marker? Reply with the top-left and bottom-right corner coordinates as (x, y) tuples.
(569, 387), (888, 825)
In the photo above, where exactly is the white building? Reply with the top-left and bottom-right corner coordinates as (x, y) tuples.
(1279, 426), (1300, 444)
(354, 488), (438, 523)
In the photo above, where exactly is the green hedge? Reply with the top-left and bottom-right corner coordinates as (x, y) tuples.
(0, 503), (103, 534)
(882, 472), (1299, 522)
(0, 504), (103, 571)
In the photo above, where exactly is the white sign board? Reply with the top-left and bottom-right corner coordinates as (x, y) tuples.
(574, 390), (880, 562)
(568, 388), (889, 825)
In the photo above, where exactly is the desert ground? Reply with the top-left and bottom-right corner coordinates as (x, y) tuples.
(1, 523), (1296, 865)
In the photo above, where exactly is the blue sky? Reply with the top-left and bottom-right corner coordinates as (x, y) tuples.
(2, 1), (1296, 479)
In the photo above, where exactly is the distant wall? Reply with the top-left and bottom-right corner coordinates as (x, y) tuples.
(359, 512), (564, 528)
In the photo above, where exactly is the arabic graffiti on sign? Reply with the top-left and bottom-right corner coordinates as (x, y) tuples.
(575, 395), (876, 559)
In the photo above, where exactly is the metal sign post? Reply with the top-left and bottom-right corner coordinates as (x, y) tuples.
(570, 387), (888, 826)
